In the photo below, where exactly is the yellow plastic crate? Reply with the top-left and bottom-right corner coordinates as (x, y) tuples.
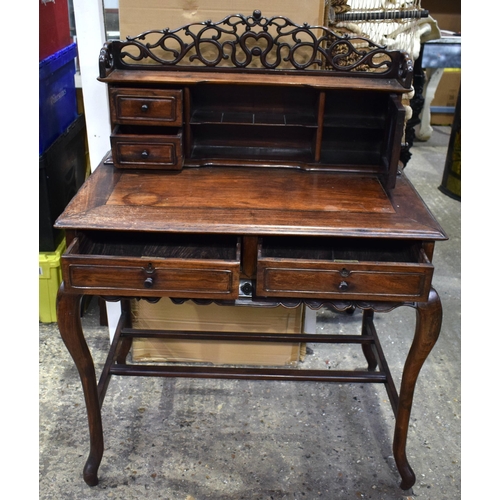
(39, 238), (65, 323)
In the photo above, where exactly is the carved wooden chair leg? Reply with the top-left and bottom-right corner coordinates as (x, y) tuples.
(57, 286), (104, 486)
(393, 288), (442, 490)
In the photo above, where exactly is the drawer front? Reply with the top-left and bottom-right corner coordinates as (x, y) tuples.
(64, 259), (239, 298)
(111, 134), (183, 169)
(110, 88), (183, 127)
(62, 237), (241, 299)
(257, 261), (433, 301)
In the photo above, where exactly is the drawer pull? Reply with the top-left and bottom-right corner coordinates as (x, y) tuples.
(141, 104), (149, 112)
(340, 267), (350, 277)
(338, 281), (349, 291)
(141, 150), (149, 158)
(144, 277), (154, 288)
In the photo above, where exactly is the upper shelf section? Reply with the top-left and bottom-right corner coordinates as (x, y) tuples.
(98, 10), (413, 90)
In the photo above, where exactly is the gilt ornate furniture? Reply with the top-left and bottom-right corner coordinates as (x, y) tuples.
(56, 11), (446, 490)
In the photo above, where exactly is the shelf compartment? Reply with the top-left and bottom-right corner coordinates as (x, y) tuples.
(320, 127), (385, 167)
(256, 236), (433, 301)
(190, 84), (319, 127)
(322, 90), (388, 128)
(323, 113), (386, 129)
(62, 232), (241, 299)
(190, 124), (315, 163)
(191, 110), (318, 127)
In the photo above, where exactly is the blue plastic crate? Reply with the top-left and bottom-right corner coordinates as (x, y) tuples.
(39, 43), (78, 154)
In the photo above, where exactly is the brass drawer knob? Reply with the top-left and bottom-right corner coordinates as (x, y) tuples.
(339, 280), (349, 291)
(141, 150), (149, 158)
(141, 104), (149, 112)
(144, 277), (154, 288)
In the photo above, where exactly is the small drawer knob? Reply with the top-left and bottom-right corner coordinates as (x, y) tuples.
(339, 281), (349, 291)
(144, 277), (154, 288)
(340, 267), (350, 277)
(141, 104), (149, 112)
(141, 150), (149, 158)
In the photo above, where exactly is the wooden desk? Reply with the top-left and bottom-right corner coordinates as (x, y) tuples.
(55, 11), (447, 490)
(56, 160), (446, 489)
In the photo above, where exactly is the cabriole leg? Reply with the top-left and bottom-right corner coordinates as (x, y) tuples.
(393, 288), (442, 490)
(57, 285), (104, 486)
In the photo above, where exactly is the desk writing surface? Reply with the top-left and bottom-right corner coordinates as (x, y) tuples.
(55, 161), (446, 241)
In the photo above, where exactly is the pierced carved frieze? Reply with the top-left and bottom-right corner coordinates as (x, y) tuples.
(99, 10), (413, 88)
(161, 297), (413, 313)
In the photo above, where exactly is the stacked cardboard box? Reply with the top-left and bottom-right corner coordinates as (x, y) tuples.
(132, 299), (316, 366)
(119, 0), (327, 38)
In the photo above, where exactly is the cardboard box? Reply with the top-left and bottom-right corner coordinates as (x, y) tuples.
(119, 0), (327, 39)
(422, 0), (461, 33)
(432, 13), (460, 34)
(131, 299), (314, 366)
(430, 68), (460, 125)
(432, 69), (461, 107)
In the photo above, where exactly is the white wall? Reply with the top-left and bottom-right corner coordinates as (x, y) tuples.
(73, 0), (120, 340)
(73, 0), (111, 173)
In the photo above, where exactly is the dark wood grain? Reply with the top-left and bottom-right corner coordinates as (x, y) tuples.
(98, 69), (410, 93)
(56, 163), (446, 241)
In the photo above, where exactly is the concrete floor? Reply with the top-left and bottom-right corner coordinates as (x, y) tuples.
(39, 126), (461, 499)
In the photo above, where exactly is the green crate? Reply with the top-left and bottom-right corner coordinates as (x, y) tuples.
(39, 238), (66, 323)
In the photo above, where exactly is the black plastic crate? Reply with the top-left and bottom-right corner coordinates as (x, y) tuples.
(39, 114), (87, 252)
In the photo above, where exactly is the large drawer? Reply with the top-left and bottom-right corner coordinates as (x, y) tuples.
(256, 237), (434, 302)
(62, 232), (241, 299)
(111, 126), (183, 169)
(109, 88), (183, 127)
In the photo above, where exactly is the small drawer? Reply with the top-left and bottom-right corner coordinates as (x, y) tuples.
(62, 233), (241, 299)
(256, 237), (434, 302)
(111, 126), (183, 169)
(109, 88), (183, 127)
